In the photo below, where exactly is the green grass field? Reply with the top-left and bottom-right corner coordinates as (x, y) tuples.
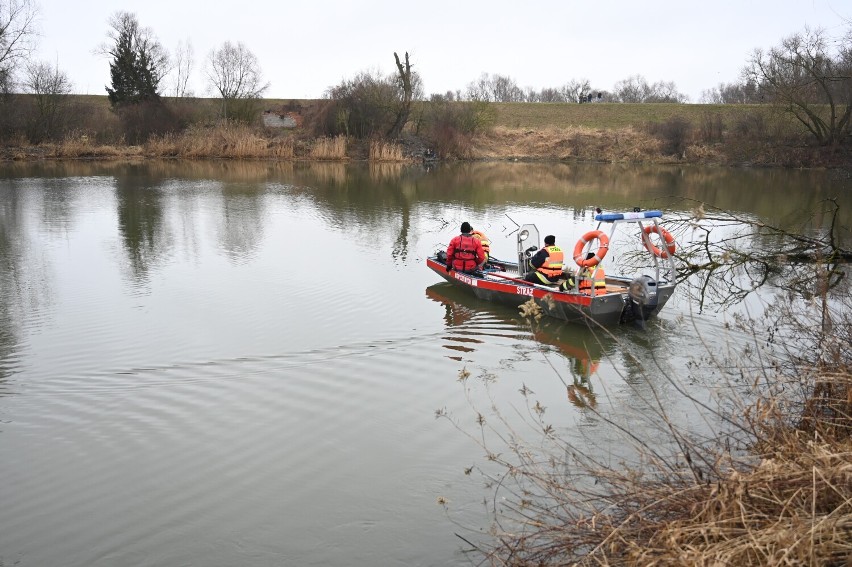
(60, 94), (779, 134)
(260, 98), (778, 131)
(486, 102), (775, 130)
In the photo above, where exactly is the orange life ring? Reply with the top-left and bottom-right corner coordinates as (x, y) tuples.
(573, 230), (609, 267)
(643, 225), (676, 258)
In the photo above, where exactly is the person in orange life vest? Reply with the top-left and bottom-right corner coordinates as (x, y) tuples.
(470, 227), (491, 268)
(446, 222), (486, 273)
(524, 234), (564, 284)
(578, 252), (606, 292)
(559, 269), (577, 291)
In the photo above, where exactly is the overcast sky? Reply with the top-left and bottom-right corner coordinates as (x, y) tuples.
(31, 0), (851, 102)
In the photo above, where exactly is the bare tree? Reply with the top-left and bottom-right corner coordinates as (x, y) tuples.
(537, 87), (564, 103)
(206, 41), (268, 121)
(668, 198), (850, 311)
(744, 26), (852, 147)
(650, 80), (686, 102)
(465, 73), (524, 102)
(387, 51), (414, 139)
(171, 38), (194, 97)
(699, 81), (760, 104)
(464, 74), (489, 101)
(613, 74), (686, 103)
(24, 59), (72, 141)
(0, 0), (39, 94)
(560, 79), (591, 103)
(492, 74), (524, 102)
(613, 74), (650, 102)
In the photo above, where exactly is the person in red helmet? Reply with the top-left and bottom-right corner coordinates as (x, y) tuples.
(446, 222), (486, 274)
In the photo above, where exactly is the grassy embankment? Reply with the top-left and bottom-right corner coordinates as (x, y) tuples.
(5, 95), (848, 168)
(477, 102), (852, 167)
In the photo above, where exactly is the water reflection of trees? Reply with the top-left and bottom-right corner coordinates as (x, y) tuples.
(4, 159), (849, 279)
(113, 167), (168, 285)
(282, 162), (851, 245)
(216, 183), (266, 262)
(0, 184), (55, 385)
(0, 190), (22, 385)
(108, 162), (272, 280)
(3, 160), (850, 233)
(283, 164), (431, 265)
(0, 159), (297, 185)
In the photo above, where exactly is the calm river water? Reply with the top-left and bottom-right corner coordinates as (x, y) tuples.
(0, 160), (849, 566)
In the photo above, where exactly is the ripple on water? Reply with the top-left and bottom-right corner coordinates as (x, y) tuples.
(0, 331), (501, 566)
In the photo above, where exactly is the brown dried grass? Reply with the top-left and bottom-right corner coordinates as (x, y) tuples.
(50, 132), (134, 158)
(615, 430), (852, 566)
(144, 124), (295, 159)
(447, 295), (852, 567)
(468, 384), (852, 567)
(310, 135), (347, 160)
(368, 140), (406, 161)
(470, 125), (733, 165)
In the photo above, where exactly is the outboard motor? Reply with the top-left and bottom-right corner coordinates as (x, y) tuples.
(621, 275), (659, 329)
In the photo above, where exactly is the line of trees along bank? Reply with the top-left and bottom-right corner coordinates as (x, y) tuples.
(0, 2), (850, 155)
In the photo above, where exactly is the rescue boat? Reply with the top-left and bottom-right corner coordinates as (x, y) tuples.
(426, 210), (678, 327)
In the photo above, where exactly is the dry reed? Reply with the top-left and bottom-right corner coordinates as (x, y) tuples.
(50, 132), (134, 158)
(442, 287), (852, 566)
(626, 433), (852, 566)
(144, 124), (295, 159)
(309, 136), (347, 160)
(368, 140), (405, 161)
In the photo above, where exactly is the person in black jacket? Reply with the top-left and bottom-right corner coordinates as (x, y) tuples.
(524, 235), (564, 284)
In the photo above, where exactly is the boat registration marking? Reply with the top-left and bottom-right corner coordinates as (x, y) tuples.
(455, 273), (477, 286)
(516, 286), (534, 296)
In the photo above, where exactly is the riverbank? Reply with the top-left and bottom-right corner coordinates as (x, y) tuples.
(1, 132), (849, 566)
(469, 125), (852, 168)
(3, 125), (850, 170)
(459, 292), (852, 566)
(2, 98), (851, 169)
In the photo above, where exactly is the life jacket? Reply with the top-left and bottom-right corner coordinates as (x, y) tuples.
(579, 266), (606, 291)
(450, 234), (480, 271)
(536, 246), (564, 279)
(471, 230), (490, 259)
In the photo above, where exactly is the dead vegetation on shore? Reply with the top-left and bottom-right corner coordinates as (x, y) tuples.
(1, 98), (849, 168)
(439, 204), (852, 566)
(441, 297), (852, 566)
(7, 124), (840, 169)
(0, 124), (409, 163)
(469, 125), (705, 163)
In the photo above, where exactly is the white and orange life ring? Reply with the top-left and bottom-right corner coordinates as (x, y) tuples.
(643, 225), (676, 258)
(573, 230), (609, 267)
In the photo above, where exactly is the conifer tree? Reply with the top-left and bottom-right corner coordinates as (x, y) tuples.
(103, 12), (167, 106)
